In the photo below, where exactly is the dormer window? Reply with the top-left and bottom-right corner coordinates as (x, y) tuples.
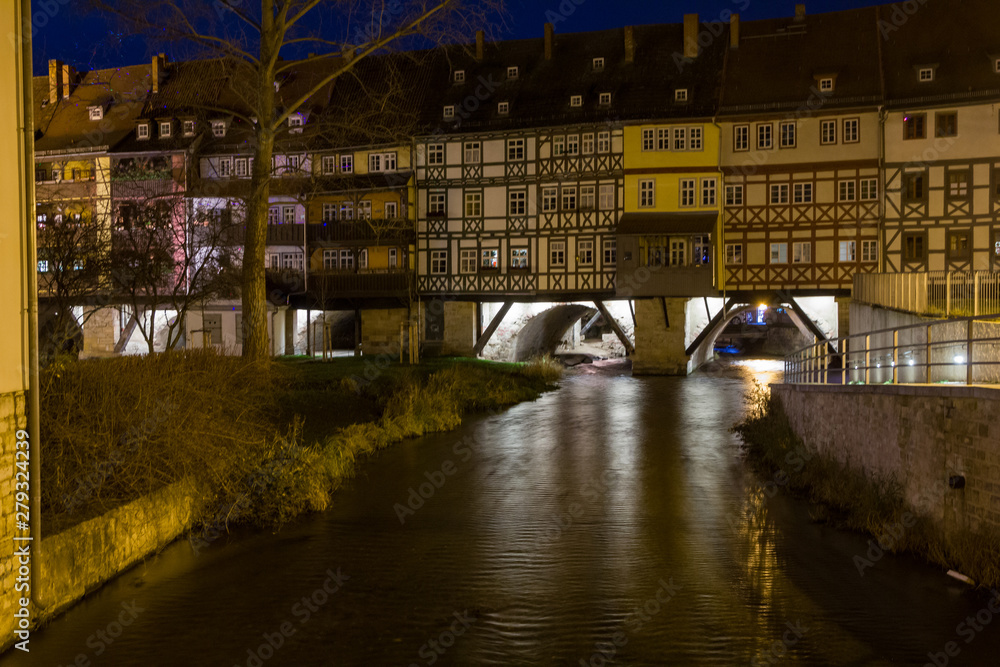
(507, 66), (519, 80)
(159, 121), (172, 138)
(183, 120), (195, 136)
(919, 67), (934, 82)
(443, 105), (455, 119)
(599, 92), (611, 105)
(675, 89), (689, 102)
(593, 57), (605, 71)
(288, 115), (303, 127)
(88, 106), (104, 121)
(819, 77), (834, 92)
(454, 70), (465, 83)
(137, 123), (149, 140)
(498, 102), (509, 115)
(570, 95), (582, 107)
(212, 121), (226, 138)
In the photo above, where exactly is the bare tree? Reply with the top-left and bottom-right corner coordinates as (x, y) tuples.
(89, 0), (503, 362)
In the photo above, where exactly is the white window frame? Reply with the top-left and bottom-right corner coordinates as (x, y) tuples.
(183, 120), (195, 136)
(821, 120), (837, 145)
(234, 158), (248, 178)
(507, 66), (519, 80)
(561, 187), (577, 211)
(757, 123), (773, 150)
(734, 125), (749, 151)
(793, 182), (813, 204)
(770, 183), (789, 205)
(839, 240), (857, 262)
(725, 184), (744, 207)
(498, 102), (509, 115)
(725, 243), (743, 265)
(680, 179), (696, 208)
(603, 239), (616, 266)
(427, 143), (445, 165)
(599, 184), (615, 210)
(321, 155), (336, 175)
(578, 239), (594, 266)
(597, 132), (611, 154)
(860, 178), (878, 201)
(838, 180), (857, 202)
(550, 241), (566, 268)
(480, 248), (499, 270)
(428, 192), (447, 216)
(566, 135), (580, 156)
(639, 179), (655, 208)
(508, 190), (526, 216)
(159, 121), (171, 138)
(701, 178), (717, 207)
(542, 187), (558, 212)
(460, 249), (477, 274)
(819, 77), (834, 92)
(430, 250), (448, 275)
(582, 133), (595, 155)
(580, 185), (596, 210)
(688, 127), (703, 151)
(322, 202), (337, 222)
(454, 70), (465, 83)
(675, 89), (688, 102)
(464, 191), (483, 217)
(918, 67), (934, 82)
(779, 121), (796, 148)
(88, 106), (103, 121)
(770, 243), (788, 264)
(511, 247), (529, 269)
(443, 106), (455, 119)
(369, 152), (397, 173)
(599, 92), (611, 105)
(137, 123), (150, 140)
(641, 129), (655, 152)
(571, 95), (582, 108)
(217, 157), (232, 178)
(843, 118), (860, 143)
(384, 201), (398, 219)
(593, 57), (605, 71)
(672, 127), (687, 151)
(862, 240), (878, 263)
(211, 121), (226, 138)
(507, 138), (525, 161)
(792, 241), (812, 264)
(282, 205), (296, 224)
(464, 142), (481, 164)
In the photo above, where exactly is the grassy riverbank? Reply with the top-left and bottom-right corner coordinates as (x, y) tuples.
(40, 351), (561, 535)
(732, 382), (1000, 588)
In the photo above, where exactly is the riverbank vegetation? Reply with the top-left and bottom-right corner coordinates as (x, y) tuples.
(40, 351), (561, 536)
(732, 381), (1000, 589)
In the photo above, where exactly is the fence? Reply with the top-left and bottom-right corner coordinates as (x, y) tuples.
(854, 271), (1000, 317)
(785, 312), (1000, 386)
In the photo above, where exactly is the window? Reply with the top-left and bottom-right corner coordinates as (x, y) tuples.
(481, 248), (499, 270)
(268, 207), (279, 225)
(507, 66), (519, 80)
(571, 95), (582, 108)
(464, 192), (482, 217)
(338, 249), (353, 270)
(428, 144), (445, 165)
(861, 178), (878, 200)
(819, 77), (834, 92)
(701, 178), (717, 207)
(507, 138), (525, 161)
(639, 180), (655, 208)
(509, 190), (526, 215)
(340, 155), (353, 173)
(936, 112), (958, 138)
(725, 184), (744, 207)
(464, 142), (481, 164)
(948, 171), (970, 199)
(542, 188), (558, 212)
(460, 249), (477, 274)
(428, 192), (446, 216)
(357, 200), (372, 220)
(599, 184), (614, 210)
(235, 158), (248, 178)
(675, 89), (688, 102)
(726, 243), (743, 265)
(672, 127), (686, 151)
(603, 239), (616, 265)
(383, 202), (398, 219)
(281, 253), (304, 271)
(757, 124), (773, 149)
(339, 203), (354, 220)
(88, 106), (103, 121)
(137, 123), (149, 139)
(287, 154), (300, 173)
(734, 125), (749, 151)
(641, 129), (655, 152)
(680, 179), (696, 207)
(904, 172), (926, 200)
(388, 248), (398, 268)
(282, 205), (296, 224)
(839, 240), (856, 262)
(322, 203), (337, 222)
(511, 247), (528, 269)
(821, 120), (837, 145)
(369, 152), (396, 172)
(158, 121), (171, 138)
(903, 233), (926, 261)
(567, 135), (580, 156)
(288, 115), (303, 129)
(183, 120), (195, 136)
(843, 118), (860, 143)
(550, 241), (566, 267)
(580, 185), (596, 210)
(838, 180), (856, 202)
(948, 231), (971, 260)
(693, 236), (710, 265)
(582, 133), (595, 154)
(793, 182), (813, 204)
(37, 259), (49, 273)
(669, 239), (687, 266)
(578, 240), (594, 266)
(553, 136), (565, 156)
(599, 92), (611, 105)
(498, 102), (509, 115)
(770, 243), (788, 263)
(862, 240), (878, 262)
(322, 155), (336, 174)
(211, 121), (226, 137)
(903, 114), (926, 140)
(918, 67), (934, 82)
(443, 105), (455, 119)
(593, 57), (605, 71)
(770, 183), (789, 205)
(793, 242), (811, 263)
(562, 187), (577, 211)
(218, 157), (232, 178)
(430, 250), (448, 274)
(780, 122), (796, 148)
(454, 70), (465, 83)
(357, 249), (369, 270)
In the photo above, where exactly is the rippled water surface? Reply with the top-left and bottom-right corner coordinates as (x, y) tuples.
(5, 360), (1000, 666)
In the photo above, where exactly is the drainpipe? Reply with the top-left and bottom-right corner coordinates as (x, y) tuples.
(20, 0), (44, 608)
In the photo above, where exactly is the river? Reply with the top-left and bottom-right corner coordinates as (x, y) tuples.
(4, 359), (999, 666)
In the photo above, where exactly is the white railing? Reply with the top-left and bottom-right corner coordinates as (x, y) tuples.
(854, 271), (1000, 317)
(785, 312), (1000, 386)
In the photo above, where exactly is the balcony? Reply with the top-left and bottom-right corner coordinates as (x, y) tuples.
(223, 224), (306, 246)
(310, 269), (412, 298)
(307, 219), (414, 246)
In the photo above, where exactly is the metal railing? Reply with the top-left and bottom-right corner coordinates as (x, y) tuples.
(785, 312), (1000, 386)
(854, 271), (1000, 317)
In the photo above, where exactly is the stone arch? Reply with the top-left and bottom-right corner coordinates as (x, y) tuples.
(511, 304), (597, 362)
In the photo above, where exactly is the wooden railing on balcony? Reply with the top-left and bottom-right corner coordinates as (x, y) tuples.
(307, 219), (414, 245)
(310, 270), (412, 297)
(224, 224), (306, 246)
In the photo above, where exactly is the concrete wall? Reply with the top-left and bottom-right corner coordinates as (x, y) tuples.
(773, 383), (1000, 539)
(633, 297), (690, 375)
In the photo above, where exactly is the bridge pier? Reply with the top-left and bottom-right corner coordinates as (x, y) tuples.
(81, 306), (119, 358)
(632, 298), (692, 376)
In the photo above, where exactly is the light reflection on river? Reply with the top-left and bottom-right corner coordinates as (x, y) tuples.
(4, 359), (999, 666)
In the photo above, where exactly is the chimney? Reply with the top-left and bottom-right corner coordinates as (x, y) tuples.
(730, 14), (740, 49)
(544, 23), (553, 60)
(61, 63), (75, 98)
(624, 26), (635, 64)
(475, 30), (484, 61)
(794, 4), (806, 21)
(683, 14), (699, 59)
(152, 53), (168, 94)
(48, 59), (63, 105)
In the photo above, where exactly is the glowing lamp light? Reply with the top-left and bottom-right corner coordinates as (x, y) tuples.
(908, 359), (915, 366)
(954, 355), (966, 365)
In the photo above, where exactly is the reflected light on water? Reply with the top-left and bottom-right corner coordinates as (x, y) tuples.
(732, 358), (785, 388)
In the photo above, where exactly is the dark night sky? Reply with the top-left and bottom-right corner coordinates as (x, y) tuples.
(31, 0), (888, 75)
